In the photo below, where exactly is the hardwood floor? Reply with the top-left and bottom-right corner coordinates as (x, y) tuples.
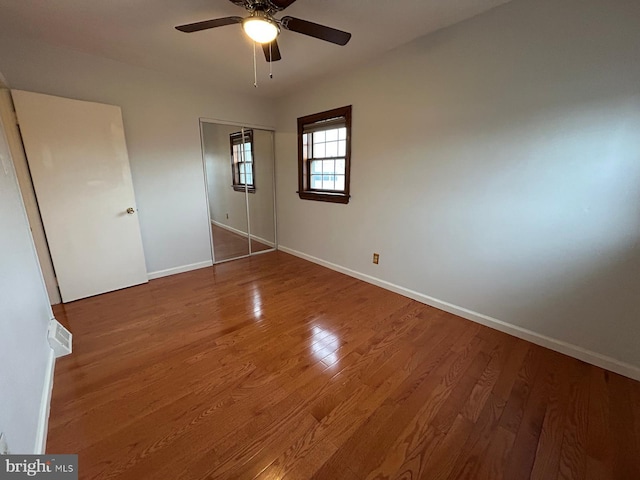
(49, 252), (640, 480)
(211, 223), (272, 262)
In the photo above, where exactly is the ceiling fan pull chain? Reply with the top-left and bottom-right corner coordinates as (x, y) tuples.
(253, 41), (258, 87)
(269, 43), (273, 79)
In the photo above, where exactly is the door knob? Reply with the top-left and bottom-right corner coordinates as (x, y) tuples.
(126, 207), (135, 214)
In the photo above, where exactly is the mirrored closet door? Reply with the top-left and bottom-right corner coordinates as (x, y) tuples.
(201, 121), (276, 263)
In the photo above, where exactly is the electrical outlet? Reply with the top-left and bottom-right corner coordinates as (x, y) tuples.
(373, 253), (380, 264)
(0, 432), (10, 454)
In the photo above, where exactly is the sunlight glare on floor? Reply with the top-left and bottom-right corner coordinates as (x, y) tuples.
(310, 325), (340, 366)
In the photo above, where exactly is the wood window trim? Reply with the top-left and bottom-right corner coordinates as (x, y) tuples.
(297, 105), (352, 204)
(230, 129), (256, 194)
(232, 184), (256, 193)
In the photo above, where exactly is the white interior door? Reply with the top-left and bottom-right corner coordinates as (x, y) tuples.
(12, 90), (148, 302)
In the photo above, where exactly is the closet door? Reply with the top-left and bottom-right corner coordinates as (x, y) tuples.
(13, 90), (148, 302)
(201, 122), (249, 262)
(247, 128), (276, 253)
(201, 122), (276, 263)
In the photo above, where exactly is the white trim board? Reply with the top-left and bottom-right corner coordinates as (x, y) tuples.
(211, 220), (276, 248)
(35, 349), (55, 454)
(147, 260), (213, 280)
(278, 245), (640, 382)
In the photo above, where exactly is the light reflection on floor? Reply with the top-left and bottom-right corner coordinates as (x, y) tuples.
(310, 325), (340, 366)
(251, 288), (262, 320)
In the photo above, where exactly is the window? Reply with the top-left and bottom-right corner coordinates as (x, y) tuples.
(230, 129), (255, 193)
(298, 105), (352, 204)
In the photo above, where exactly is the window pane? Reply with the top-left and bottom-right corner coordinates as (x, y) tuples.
(338, 140), (346, 157)
(314, 142), (326, 158)
(322, 160), (335, 174)
(325, 141), (338, 157)
(314, 131), (326, 143)
(240, 173), (245, 184)
(338, 127), (347, 140)
(239, 164), (245, 174)
(325, 128), (339, 142)
(335, 175), (345, 191)
(311, 160), (322, 174)
(322, 177), (335, 190)
(311, 175), (323, 189)
(335, 159), (345, 174)
(246, 174), (253, 185)
(244, 151), (252, 163)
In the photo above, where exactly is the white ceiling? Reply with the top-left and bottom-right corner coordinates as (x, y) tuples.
(0, 0), (512, 98)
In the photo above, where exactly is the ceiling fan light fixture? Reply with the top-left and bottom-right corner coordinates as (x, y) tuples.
(243, 13), (279, 44)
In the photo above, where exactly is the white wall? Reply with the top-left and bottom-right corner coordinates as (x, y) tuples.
(0, 33), (275, 277)
(0, 112), (53, 453)
(275, 0), (640, 374)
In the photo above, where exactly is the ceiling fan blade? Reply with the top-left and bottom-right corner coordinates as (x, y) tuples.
(281, 16), (351, 46)
(175, 16), (243, 33)
(269, 0), (298, 11)
(261, 40), (282, 62)
(227, 0), (248, 7)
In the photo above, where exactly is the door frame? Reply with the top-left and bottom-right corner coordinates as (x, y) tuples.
(0, 89), (61, 304)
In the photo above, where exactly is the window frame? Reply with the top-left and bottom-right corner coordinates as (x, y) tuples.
(230, 129), (256, 193)
(297, 105), (352, 204)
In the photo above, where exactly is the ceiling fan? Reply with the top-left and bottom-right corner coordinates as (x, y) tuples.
(175, 0), (352, 63)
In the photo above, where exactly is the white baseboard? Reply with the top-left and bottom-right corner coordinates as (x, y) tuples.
(35, 349), (55, 454)
(147, 260), (213, 280)
(278, 246), (640, 382)
(211, 220), (275, 248)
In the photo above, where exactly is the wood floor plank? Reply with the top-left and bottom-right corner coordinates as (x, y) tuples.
(530, 355), (574, 480)
(258, 431), (337, 480)
(608, 372), (640, 480)
(460, 339), (514, 423)
(188, 407), (318, 479)
(498, 345), (542, 435)
(393, 414), (473, 480)
(502, 350), (554, 480)
(491, 338), (530, 402)
(584, 366), (613, 480)
(360, 344), (491, 479)
(312, 340), (469, 479)
(473, 426), (517, 480)
(444, 393), (508, 480)
(555, 360), (590, 480)
(45, 251), (640, 480)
